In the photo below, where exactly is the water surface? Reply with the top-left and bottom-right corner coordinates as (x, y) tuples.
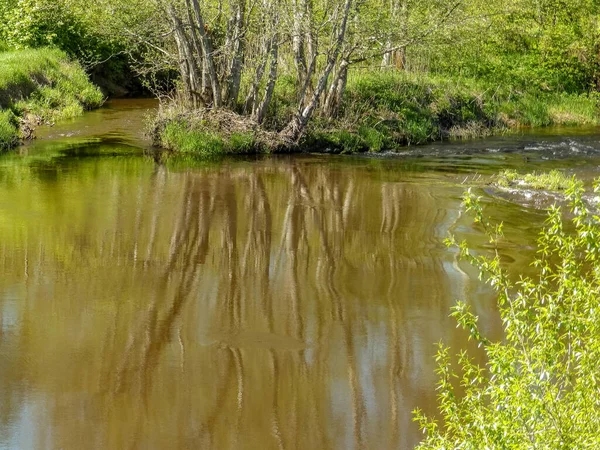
(1, 101), (597, 449)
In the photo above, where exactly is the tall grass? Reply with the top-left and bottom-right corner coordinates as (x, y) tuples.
(0, 47), (103, 150)
(160, 119), (259, 156)
(161, 120), (226, 156)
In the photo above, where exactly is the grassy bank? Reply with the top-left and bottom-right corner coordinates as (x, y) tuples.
(151, 71), (600, 156)
(311, 72), (599, 152)
(0, 47), (103, 150)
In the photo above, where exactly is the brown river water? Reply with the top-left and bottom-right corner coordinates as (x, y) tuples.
(1, 99), (600, 449)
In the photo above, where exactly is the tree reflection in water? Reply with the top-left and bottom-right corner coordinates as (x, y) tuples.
(0, 153), (501, 449)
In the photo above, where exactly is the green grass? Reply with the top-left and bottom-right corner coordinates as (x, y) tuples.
(495, 169), (573, 191)
(160, 119), (260, 156)
(0, 110), (18, 151)
(300, 72), (600, 153)
(0, 47), (103, 150)
(161, 120), (226, 156)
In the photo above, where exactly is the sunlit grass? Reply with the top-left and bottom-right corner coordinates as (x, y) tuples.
(0, 47), (103, 150)
(160, 119), (260, 156)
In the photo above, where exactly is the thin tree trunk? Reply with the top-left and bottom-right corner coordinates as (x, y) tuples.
(254, 34), (279, 124)
(283, 0), (354, 141)
(169, 5), (201, 107)
(244, 38), (271, 114)
(382, 0), (408, 69)
(292, 0), (308, 91)
(190, 0), (222, 107)
(324, 58), (349, 118)
(185, 0), (209, 104)
(223, 0), (246, 107)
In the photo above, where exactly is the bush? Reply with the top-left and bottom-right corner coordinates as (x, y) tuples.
(320, 72), (600, 151)
(2, 0), (87, 57)
(415, 181), (600, 448)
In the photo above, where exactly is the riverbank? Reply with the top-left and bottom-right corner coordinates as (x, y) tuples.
(0, 48), (103, 151)
(150, 72), (600, 156)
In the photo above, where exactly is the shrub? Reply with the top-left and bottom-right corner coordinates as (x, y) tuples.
(415, 180), (600, 449)
(2, 0), (88, 57)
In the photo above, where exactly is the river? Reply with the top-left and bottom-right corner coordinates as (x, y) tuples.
(0, 99), (598, 449)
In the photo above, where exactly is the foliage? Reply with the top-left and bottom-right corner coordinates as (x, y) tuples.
(495, 169), (573, 191)
(4, 0), (600, 153)
(414, 180), (600, 448)
(0, 0), (147, 95)
(158, 69), (600, 154)
(2, 0), (87, 56)
(419, 0), (600, 93)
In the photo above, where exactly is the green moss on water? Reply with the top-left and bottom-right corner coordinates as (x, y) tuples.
(496, 169), (573, 191)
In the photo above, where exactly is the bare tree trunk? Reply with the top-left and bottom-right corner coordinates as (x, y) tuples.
(292, 0), (308, 90)
(305, 0), (317, 80)
(185, 0), (210, 104)
(382, 0), (397, 67)
(282, 0), (354, 141)
(190, 0), (222, 107)
(223, 0), (246, 107)
(244, 38), (271, 114)
(382, 0), (408, 69)
(324, 58), (349, 118)
(169, 5), (201, 107)
(297, 47), (317, 110)
(254, 34), (279, 124)
(396, 1), (408, 69)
